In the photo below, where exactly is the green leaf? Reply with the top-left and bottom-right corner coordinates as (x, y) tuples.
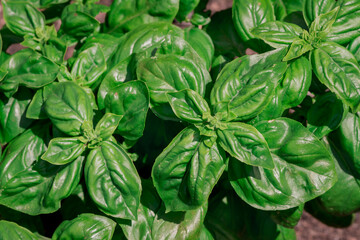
(184, 27), (214, 70)
(26, 89), (47, 120)
(52, 214), (116, 240)
(348, 35), (360, 63)
(137, 54), (210, 120)
(2, 1), (45, 37)
(217, 122), (274, 169)
(152, 127), (226, 211)
(44, 82), (93, 136)
(309, 7), (339, 38)
(210, 48), (287, 121)
(0, 125), (83, 215)
(283, 39), (313, 61)
(0, 88), (33, 145)
(232, 0), (275, 43)
(311, 41), (360, 112)
(0, 220), (47, 240)
(107, 0), (179, 34)
(167, 89), (210, 124)
(229, 118), (337, 210)
(79, 33), (120, 61)
(41, 137), (86, 165)
(270, 204), (304, 228)
(307, 93), (348, 138)
(61, 11), (100, 39)
(119, 180), (207, 240)
(85, 141), (141, 219)
(0, 49), (59, 96)
(315, 134), (360, 216)
(94, 113), (122, 140)
(105, 81), (149, 141)
(303, 0), (336, 26)
(71, 43), (107, 89)
(44, 36), (67, 64)
(251, 21), (303, 48)
(177, 0), (200, 21)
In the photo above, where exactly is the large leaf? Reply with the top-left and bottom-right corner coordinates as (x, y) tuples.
(0, 221), (47, 240)
(152, 127), (226, 211)
(71, 43), (107, 89)
(217, 122), (274, 169)
(105, 81), (149, 141)
(251, 21), (303, 48)
(0, 88), (33, 145)
(61, 11), (100, 39)
(229, 118), (337, 210)
(315, 134), (360, 216)
(44, 82), (93, 136)
(0, 49), (59, 97)
(119, 180), (207, 240)
(232, 0), (275, 50)
(210, 48), (287, 121)
(0, 125), (83, 215)
(303, 0), (336, 26)
(307, 93), (348, 138)
(348, 35), (360, 63)
(2, 1), (45, 37)
(107, 0), (179, 34)
(137, 54), (210, 120)
(52, 214), (116, 240)
(85, 141), (141, 220)
(311, 41), (360, 112)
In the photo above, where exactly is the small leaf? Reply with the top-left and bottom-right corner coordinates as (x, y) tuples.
(217, 122), (274, 169)
(26, 89), (47, 120)
(94, 113), (122, 140)
(41, 137), (86, 165)
(309, 7), (339, 37)
(52, 214), (116, 240)
(283, 39), (313, 61)
(167, 89), (211, 124)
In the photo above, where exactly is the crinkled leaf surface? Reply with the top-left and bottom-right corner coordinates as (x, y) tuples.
(152, 127), (226, 211)
(85, 140), (141, 219)
(229, 118), (337, 210)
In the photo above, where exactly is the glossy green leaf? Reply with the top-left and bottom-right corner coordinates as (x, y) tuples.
(137, 54), (210, 120)
(315, 135), (360, 216)
(177, 0), (200, 21)
(52, 214), (116, 240)
(251, 21), (303, 48)
(167, 89), (210, 124)
(0, 49), (59, 96)
(307, 93), (348, 138)
(0, 221), (47, 240)
(109, 23), (184, 67)
(309, 7), (339, 37)
(41, 137), (86, 165)
(105, 81), (149, 141)
(71, 43), (107, 89)
(232, 0), (275, 43)
(311, 41), (360, 112)
(217, 122), (274, 169)
(152, 127), (226, 211)
(348, 35), (360, 63)
(2, 1), (45, 37)
(270, 204), (304, 228)
(107, 0), (179, 34)
(119, 180), (207, 240)
(26, 89), (46, 120)
(44, 82), (93, 136)
(210, 48), (287, 121)
(229, 118), (337, 210)
(0, 125), (83, 215)
(80, 33), (120, 62)
(205, 9), (245, 58)
(61, 11), (100, 39)
(303, 0), (336, 26)
(94, 113), (122, 140)
(85, 141), (141, 219)
(184, 27), (214, 70)
(283, 39), (313, 61)
(0, 88), (33, 145)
